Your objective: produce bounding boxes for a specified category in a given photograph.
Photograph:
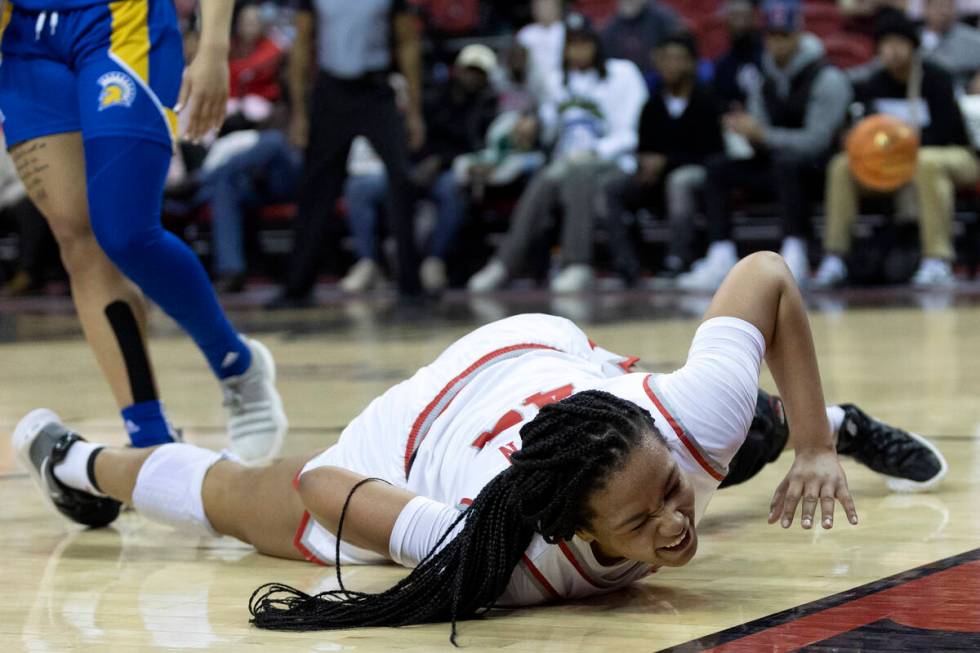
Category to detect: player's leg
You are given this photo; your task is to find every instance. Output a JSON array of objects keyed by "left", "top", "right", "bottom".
[
  {"left": 9, "top": 135, "right": 172, "bottom": 442},
  {"left": 13, "top": 408, "right": 308, "bottom": 560},
  {"left": 0, "top": 6, "right": 175, "bottom": 447},
  {"left": 75, "top": 0, "right": 285, "bottom": 462},
  {"left": 723, "top": 389, "right": 947, "bottom": 492}
]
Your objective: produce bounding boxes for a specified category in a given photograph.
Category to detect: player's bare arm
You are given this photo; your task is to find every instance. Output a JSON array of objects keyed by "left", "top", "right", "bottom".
[
  {"left": 705, "top": 252, "right": 858, "bottom": 531},
  {"left": 297, "top": 466, "right": 416, "bottom": 556}
]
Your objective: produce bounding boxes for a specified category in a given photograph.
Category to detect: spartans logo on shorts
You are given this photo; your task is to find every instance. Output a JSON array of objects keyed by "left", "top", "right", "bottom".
[{"left": 97, "top": 72, "right": 137, "bottom": 111}]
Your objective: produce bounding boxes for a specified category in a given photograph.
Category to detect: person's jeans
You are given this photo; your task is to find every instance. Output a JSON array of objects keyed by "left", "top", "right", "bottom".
[
  {"left": 343, "top": 170, "right": 467, "bottom": 262},
  {"left": 199, "top": 130, "right": 301, "bottom": 276},
  {"left": 344, "top": 172, "right": 388, "bottom": 262}
]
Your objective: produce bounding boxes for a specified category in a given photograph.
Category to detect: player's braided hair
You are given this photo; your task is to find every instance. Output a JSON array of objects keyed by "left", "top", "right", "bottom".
[{"left": 249, "top": 390, "right": 662, "bottom": 644}]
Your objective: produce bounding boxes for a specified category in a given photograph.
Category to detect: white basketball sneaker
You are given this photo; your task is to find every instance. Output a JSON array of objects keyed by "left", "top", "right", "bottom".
[{"left": 221, "top": 338, "right": 287, "bottom": 465}]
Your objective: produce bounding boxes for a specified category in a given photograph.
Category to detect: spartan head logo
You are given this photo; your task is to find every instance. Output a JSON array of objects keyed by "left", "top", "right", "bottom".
[{"left": 97, "top": 71, "right": 137, "bottom": 111}]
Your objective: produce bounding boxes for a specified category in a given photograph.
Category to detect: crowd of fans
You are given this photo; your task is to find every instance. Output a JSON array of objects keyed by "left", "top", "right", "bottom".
[{"left": 4, "top": 0, "right": 980, "bottom": 302}]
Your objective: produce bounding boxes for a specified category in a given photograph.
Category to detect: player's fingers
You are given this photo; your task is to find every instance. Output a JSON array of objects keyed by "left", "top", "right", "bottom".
[
  {"left": 820, "top": 485, "right": 836, "bottom": 529},
  {"left": 186, "top": 89, "right": 209, "bottom": 141},
  {"left": 769, "top": 479, "right": 788, "bottom": 524},
  {"left": 176, "top": 70, "right": 190, "bottom": 113},
  {"left": 838, "top": 484, "right": 859, "bottom": 525},
  {"left": 779, "top": 481, "right": 803, "bottom": 529},
  {"left": 800, "top": 482, "right": 821, "bottom": 529}
]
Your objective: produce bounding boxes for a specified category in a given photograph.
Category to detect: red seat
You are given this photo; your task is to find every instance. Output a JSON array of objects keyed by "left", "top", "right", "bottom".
[{"left": 822, "top": 33, "right": 874, "bottom": 69}]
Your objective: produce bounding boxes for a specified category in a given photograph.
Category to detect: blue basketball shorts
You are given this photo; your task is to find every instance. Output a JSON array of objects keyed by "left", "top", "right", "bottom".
[{"left": 0, "top": 0, "right": 183, "bottom": 148}]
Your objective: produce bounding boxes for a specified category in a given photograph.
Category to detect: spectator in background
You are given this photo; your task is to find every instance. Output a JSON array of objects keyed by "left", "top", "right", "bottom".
[
  {"left": 224, "top": 2, "right": 285, "bottom": 132},
  {"left": 197, "top": 130, "right": 302, "bottom": 293},
  {"left": 921, "top": 0, "right": 980, "bottom": 86},
  {"left": 339, "top": 138, "right": 389, "bottom": 294},
  {"left": 603, "top": 33, "right": 725, "bottom": 284},
  {"left": 341, "top": 46, "right": 499, "bottom": 294},
  {"left": 517, "top": 0, "right": 567, "bottom": 104},
  {"left": 269, "top": 0, "right": 425, "bottom": 308},
  {"left": 713, "top": 0, "right": 766, "bottom": 107},
  {"left": 678, "top": 1, "right": 852, "bottom": 290},
  {"left": 602, "top": 0, "right": 682, "bottom": 76},
  {"left": 468, "top": 14, "right": 648, "bottom": 294},
  {"left": 813, "top": 11, "right": 979, "bottom": 287}
]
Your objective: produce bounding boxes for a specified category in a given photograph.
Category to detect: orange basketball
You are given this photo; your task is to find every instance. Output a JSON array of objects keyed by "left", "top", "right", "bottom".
[{"left": 846, "top": 114, "right": 920, "bottom": 192}]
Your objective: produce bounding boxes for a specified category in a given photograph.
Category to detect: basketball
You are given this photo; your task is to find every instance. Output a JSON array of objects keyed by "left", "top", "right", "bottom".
[{"left": 846, "top": 114, "right": 920, "bottom": 192}]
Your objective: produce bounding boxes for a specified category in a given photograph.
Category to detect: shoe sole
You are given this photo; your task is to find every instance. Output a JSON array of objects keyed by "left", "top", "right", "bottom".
[
  {"left": 236, "top": 338, "right": 288, "bottom": 466},
  {"left": 883, "top": 429, "right": 949, "bottom": 494},
  {"left": 12, "top": 408, "right": 67, "bottom": 519}
]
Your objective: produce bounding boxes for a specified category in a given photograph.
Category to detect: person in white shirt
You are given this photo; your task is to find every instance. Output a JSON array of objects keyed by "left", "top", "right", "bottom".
[
  {"left": 468, "top": 12, "right": 649, "bottom": 294},
  {"left": 517, "top": 0, "right": 568, "bottom": 104},
  {"left": 14, "top": 252, "right": 947, "bottom": 642}
]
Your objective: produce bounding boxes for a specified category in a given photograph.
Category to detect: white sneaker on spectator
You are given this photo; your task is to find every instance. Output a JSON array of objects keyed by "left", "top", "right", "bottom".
[
  {"left": 420, "top": 257, "right": 448, "bottom": 293},
  {"left": 676, "top": 241, "right": 738, "bottom": 291},
  {"left": 550, "top": 264, "right": 595, "bottom": 294},
  {"left": 812, "top": 255, "right": 848, "bottom": 288},
  {"left": 911, "top": 258, "right": 956, "bottom": 287},
  {"left": 468, "top": 259, "right": 509, "bottom": 294},
  {"left": 780, "top": 237, "right": 809, "bottom": 287},
  {"left": 340, "top": 259, "right": 382, "bottom": 294}
]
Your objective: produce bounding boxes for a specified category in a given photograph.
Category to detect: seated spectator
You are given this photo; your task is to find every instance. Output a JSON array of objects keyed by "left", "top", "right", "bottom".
[
  {"left": 224, "top": 2, "right": 285, "bottom": 131},
  {"left": 601, "top": 0, "right": 682, "bottom": 77},
  {"left": 517, "top": 0, "right": 567, "bottom": 104},
  {"left": 196, "top": 130, "right": 302, "bottom": 292},
  {"left": 920, "top": 0, "right": 980, "bottom": 87},
  {"left": 713, "top": 0, "right": 766, "bottom": 108},
  {"left": 677, "top": 1, "right": 853, "bottom": 290},
  {"left": 813, "top": 10, "right": 979, "bottom": 287},
  {"left": 342, "top": 46, "right": 499, "bottom": 294},
  {"left": 602, "top": 33, "right": 725, "bottom": 284},
  {"left": 339, "top": 138, "right": 389, "bottom": 294},
  {"left": 468, "top": 13, "right": 648, "bottom": 294}
]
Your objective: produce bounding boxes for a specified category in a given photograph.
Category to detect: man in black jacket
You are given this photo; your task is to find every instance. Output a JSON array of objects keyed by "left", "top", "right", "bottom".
[
  {"left": 813, "top": 10, "right": 980, "bottom": 288},
  {"left": 678, "top": 1, "right": 852, "bottom": 291},
  {"left": 603, "top": 33, "right": 724, "bottom": 282}
]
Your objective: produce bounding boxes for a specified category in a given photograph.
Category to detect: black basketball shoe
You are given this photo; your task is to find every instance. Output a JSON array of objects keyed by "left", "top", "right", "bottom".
[
  {"left": 13, "top": 409, "right": 121, "bottom": 528},
  {"left": 836, "top": 404, "right": 948, "bottom": 493}
]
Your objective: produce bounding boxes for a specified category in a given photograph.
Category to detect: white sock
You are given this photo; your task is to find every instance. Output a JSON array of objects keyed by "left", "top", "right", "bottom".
[
  {"left": 826, "top": 405, "right": 846, "bottom": 437},
  {"left": 53, "top": 440, "right": 106, "bottom": 497}
]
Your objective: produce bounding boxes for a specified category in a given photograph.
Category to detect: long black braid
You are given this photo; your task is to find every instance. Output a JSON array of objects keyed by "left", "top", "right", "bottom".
[{"left": 249, "top": 390, "right": 662, "bottom": 644}]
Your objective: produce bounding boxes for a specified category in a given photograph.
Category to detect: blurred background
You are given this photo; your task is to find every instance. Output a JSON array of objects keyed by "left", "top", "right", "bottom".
[{"left": 3, "top": 0, "right": 980, "bottom": 307}]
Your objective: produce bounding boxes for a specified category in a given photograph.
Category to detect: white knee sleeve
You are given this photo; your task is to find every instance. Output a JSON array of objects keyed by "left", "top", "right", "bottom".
[{"left": 132, "top": 444, "right": 225, "bottom": 538}]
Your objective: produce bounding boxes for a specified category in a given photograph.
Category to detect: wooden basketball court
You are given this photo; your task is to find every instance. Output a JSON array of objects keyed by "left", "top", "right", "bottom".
[{"left": 2, "top": 288, "right": 979, "bottom": 651}]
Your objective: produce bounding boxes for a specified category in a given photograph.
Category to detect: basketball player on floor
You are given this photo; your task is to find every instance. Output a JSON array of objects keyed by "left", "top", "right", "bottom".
[
  {"left": 14, "top": 253, "right": 946, "bottom": 641},
  {"left": 0, "top": 0, "right": 286, "bottom": 461}
]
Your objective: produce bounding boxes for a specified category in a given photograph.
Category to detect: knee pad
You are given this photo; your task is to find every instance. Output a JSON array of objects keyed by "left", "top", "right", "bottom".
[{"left": 131, "top": 444, "right": 225, "bottom": 538}]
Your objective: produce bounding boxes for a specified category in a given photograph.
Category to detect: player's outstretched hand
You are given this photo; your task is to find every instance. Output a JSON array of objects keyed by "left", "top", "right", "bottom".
[
  {"left": 768, "top": 448, "right": 858, "bottom": 530},
  {"left": 177, "top": 44, "right": 230, "bottom": 143}
]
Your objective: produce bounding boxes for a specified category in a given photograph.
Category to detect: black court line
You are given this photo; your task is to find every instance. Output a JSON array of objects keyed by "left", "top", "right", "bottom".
[{"left": 659, "top": 547, "right": 980, "bottom": 652}]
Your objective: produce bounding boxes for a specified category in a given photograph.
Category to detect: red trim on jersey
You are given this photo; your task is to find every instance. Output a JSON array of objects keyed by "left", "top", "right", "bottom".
[
  {"left": 293, "top": 511, "right": 329, "bottom": 566},
  {"left": 618, "top": 356, "right": 641, "bottom": 372},
  {"left": 557, "top": 541, "right": 604, "bottom": 589},
  {"left": 404, "top": 343, "right": 560, "bottom": 476},
  {"left": 522, "top": 554, "right": 560, "bottom": 599},
  {"left": 642, "top": 375, "right": 725, "bottom": 482},
  {"left": 588, "top": 338, "right": 597, "bottom": 350}
]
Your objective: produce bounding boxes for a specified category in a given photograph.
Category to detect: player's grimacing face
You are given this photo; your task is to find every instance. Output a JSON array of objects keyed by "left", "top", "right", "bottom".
[{"left": 579, "top": 436, "right": 698, "bottom": 567}]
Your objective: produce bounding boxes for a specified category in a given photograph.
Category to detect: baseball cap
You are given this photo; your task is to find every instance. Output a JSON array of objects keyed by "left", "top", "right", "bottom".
[
  {"left": 762, "top": 0, "right": 803, "bottom": 33},
  {"left": 456, "top": 44, "right": 498, "bottom": 75}
]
